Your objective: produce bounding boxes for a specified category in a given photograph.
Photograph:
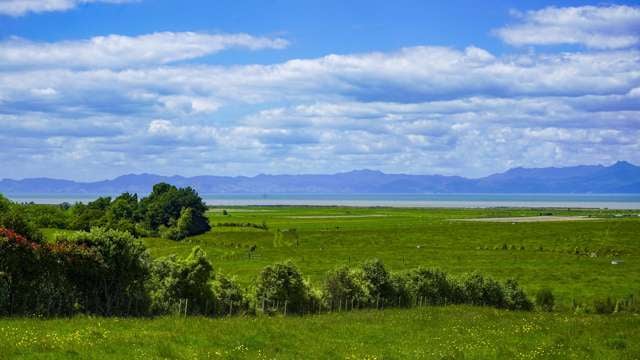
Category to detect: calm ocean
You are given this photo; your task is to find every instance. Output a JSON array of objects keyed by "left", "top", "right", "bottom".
[{"left": 6, "top": 193, "right": 640, "bottom": 209}]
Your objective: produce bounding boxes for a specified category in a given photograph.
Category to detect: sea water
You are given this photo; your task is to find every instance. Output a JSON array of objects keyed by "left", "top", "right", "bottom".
[{"left": 6, "top": 193, "right": 640, "bottom": 209}]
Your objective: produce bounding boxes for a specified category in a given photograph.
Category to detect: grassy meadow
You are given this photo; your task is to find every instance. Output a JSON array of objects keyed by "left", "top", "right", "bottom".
[
  {"left": 1, "top": 307, "right": 639, "bottom": 359},
  {"left": 10, "top": 206, "right": 640, "bottom": 359},
  {"left": 142, "top": 206, "right": 640, "bottom": 308}
]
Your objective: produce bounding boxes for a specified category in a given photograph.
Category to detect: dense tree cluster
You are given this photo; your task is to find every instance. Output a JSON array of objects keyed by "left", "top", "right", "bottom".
[{"left": 0, "top": 183, "right": 210, "bottom": 240}]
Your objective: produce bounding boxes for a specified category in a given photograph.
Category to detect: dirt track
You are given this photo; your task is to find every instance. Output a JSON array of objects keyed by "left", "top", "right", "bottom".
[{"left": 453, "top": 216, "right": 597, "bottom": 223}]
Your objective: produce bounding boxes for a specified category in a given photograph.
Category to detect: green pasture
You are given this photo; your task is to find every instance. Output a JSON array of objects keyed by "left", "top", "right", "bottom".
[
  {"left": 124, "top": 206, "right": 640, "bottom": 308},
  {"left": 1, "top": 306, "right": 638, "bottom": 359}
]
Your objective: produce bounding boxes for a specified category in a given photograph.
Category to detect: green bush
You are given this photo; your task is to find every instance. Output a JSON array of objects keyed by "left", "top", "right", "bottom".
[
  {"left": 504, "top": 279, "right": 533, "bottom": 311},
  {"left": 140, "top": 183, "right": 210, "bottom": 236},
  {"left": 159, "top": 207, "right": 197, "bottom": 241},
  {"left": 212, "top": 273, "right": 247, "bottom": 316},
  {"left": 254, "top": 261, "right": 312, "bottom": 314},
  {"left": 323, "top": 265, "right": 372, "bottom": 309},
  {"left": 63, "top": 227, "right": 151, "bottom": 316},
  {"left": 594, "top": 297, "right": 615, "bottom": 314},
  {"left": 149, "top": 247, "right": 215, "bottom": 315},
  {"left": 0, "top": 228, "right": 77, "bottom": 316},
  {"left": 361, "top": 259, "right": 395, "bottom": 305},
  {"left": 0, "top": 206, "right": 44, "bottom": 243},
  {"left": 404, "top": 268, "right": 457, "bottom": 306},
  {"left": 535, "top": 288, "right": 555, "bottom": 312}
]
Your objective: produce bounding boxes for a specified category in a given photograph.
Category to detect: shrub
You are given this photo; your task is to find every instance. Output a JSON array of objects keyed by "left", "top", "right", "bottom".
[
  {"left": 0, "top": 227, "right": 77, "bottom": 316},
  {"left": 461, "top": 272, "right": 486, "bottom": 305},
  {"left": 149, "top": 247, "right": 215, "bottom": 315},
  {"left": 504, "top": 279, "right": 533, "bottom": 311},
  {"left": 482, "top": 278, "right": 507, "bottom": 308},
  {"left": 460, "top": 272, "right": 509, "bottom": 308},
  {"left": 254, "top": 261, "right": 311, "bottom": 314},
  {"left": 389, "top": 272, "right": 411, "bottom": 307},
  {"left": 212, "top": 273, "right": 247, "bottom": 316},
  {"left": 594, "top": 297, "right": 615, "bottom": 314},
  {"left": 535, "top": 288, "right": 555, "bottom": 312},
  {"left": 63, "top": 228, "right": 151, "bottom": 316},
  {"left": 361, "top": 259, "right": 394, "bottom": 304},
  {"left": 0, "top": 206, "right": 44, "bottom": 243},
  {"left": 323, "top": 266, "right": 371, "bottom": 309},
  {"left": 404, "top": 268, "right": 456, "bottom": 305}
]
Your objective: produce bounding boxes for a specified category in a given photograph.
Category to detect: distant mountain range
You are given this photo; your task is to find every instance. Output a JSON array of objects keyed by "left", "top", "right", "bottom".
[{"left": 2, "top": 161, "right": 639, "bottom": 195}]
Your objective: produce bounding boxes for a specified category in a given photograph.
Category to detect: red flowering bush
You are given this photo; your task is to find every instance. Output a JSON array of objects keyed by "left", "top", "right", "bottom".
[{"left": 0, "top": 227, "right": 80, "bottom": 316}]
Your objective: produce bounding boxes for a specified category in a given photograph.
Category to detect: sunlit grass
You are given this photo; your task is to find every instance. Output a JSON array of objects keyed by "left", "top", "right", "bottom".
[{"left": 1, "top": 306, "right": 638, "bottom": 359}]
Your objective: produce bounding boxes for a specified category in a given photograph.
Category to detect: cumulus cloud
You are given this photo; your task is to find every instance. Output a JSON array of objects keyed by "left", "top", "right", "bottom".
[
  {"left": 2, "top": 10, "right": 640, "bottom": 178},
  {"left": 0, "top": 0, "right": 136, "bottom": 16},
  {"left": 0, "top": 32, "right": 288, "bottom": 69},
  {"left": 1, "top": 46, "right": 638, "bottom": 118},
  {"left": 495, "top": 5, "right": 640, "bottom": 49}
]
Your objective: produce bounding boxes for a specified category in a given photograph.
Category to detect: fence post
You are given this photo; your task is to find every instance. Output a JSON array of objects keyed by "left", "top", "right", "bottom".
[{"left": 284, "top": 300, "right": 287, "bottom": 316}]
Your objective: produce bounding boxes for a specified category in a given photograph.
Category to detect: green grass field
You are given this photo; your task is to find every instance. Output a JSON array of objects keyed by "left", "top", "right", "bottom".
[
  {"left": 13, "top": 206, "right": 640, "bottom": 359},
  {"left": 1, "top": 307, "right": 639, "bottom": 359},
  {"left": 143, "top": 206, "right": 640, "bottom": 308}
]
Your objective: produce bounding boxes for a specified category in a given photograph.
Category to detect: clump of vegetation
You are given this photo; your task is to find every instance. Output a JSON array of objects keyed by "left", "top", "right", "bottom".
[
  {"left": 141, "top": 183, "right": 210, "bottom": 238},
  {"left": 0, "top": 227, "right": 151, "bottom": 316},
  {"left": 254, "top": 261, "right": 315, "bottom": 314},
  {"left": 149, "top": 246, "right": 215, "bottom": 315},
  {"left": 536, "top": 288, "right": 555, "bottom": 312},
  {"left": 215, "top": 221, "right": 268, "bottom": 230},
  {"left": 0, "top": 183, "right": 210, "bottom": 241},
  {"left": 594, "top": 297, "right": 615, "bottom": 314}
]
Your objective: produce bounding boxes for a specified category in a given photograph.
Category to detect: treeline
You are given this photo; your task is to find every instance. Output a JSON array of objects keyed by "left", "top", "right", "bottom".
[
  {"left": 2, "top": 226, "right": 537, "bottom": 317},
  {"left": 0, "top": 183, "right": 210, "bottom": 241}
]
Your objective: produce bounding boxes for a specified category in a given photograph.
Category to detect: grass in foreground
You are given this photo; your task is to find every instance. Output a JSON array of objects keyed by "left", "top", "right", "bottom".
[{"left": 1, "top": 306, "right": 638, "bottom": 359}]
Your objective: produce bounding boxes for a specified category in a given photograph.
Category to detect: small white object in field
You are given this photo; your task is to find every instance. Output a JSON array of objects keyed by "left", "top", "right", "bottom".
[
  {"left": 611, "top": 259, "right": 623, "bottom": 265},
  {"left": 416, "top": 245, "right": 421, "bottom": 249}
]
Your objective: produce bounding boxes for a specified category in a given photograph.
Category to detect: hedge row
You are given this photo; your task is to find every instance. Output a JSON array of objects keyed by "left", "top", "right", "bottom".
[{"left": 1, "top": 227, "right": 533, "bottom": 317}]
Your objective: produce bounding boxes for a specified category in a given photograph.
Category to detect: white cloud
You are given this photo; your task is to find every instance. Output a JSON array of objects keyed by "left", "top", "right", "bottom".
[
  {"left": 0, "top": 32, "right": 288, "bottom": 69},
  {"left": 2, "top": 46, "right": 638, "bottom": 118},
  {"left": 1, "top": 29, "right": 639, "bottom": 178},
  {"left": 0, "top": 0, "right": 136, "bottom": 16},
  {"left": 495, "top": 5, "right": 640, "bottom": 49}
]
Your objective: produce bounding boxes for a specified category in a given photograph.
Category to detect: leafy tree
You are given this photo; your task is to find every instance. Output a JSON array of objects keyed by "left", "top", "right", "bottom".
[
  {"left": 140, "top": 183, "right": 210, "bottom": 237},
  {"left": 0, "top": 206, "right": 44, "bottom": 243},
  {"left": 0, "top": 194, "right": 11, "bottom": 214},
  {"left": 105, "top": 193, "right": 140, "bottom": 224},
  {"left": 212, "top": 273, "right": 247, "bottom": 315},
  {"left": 254, "top": 261, "right": 311, "bottom": 314},
  {"left": 404, "top": 268, "right": 457, "bottom": 305},
  {"left": 149, "top": 247, "right": 215, "bottom": 315},
  {"left": 361, "top": 259, "right": 394, "bottom": 303},
  {"left": 323, "top": 265, "right": 371, "bottom": 307},
  {"left": 20, "top": 203, "right": 70, "bottom": 229},
  {"left": 63, "top": 228, "right": 151, "bottom": 315},
  {"left": 69, "top": 203, "right": 107, "bottom": 231},
  {"left": 0, "top": 228, "right": 75, "bottom": 316}
]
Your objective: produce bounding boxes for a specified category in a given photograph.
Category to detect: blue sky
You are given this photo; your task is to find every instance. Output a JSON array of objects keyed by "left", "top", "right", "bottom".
[{"left": 1, "top": 0, "right": 639, "bottom": 180}]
